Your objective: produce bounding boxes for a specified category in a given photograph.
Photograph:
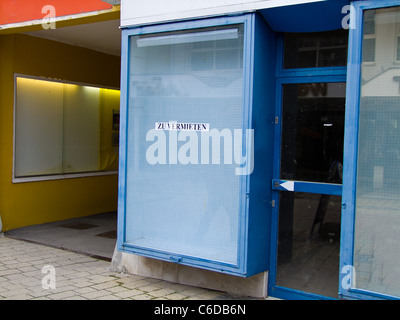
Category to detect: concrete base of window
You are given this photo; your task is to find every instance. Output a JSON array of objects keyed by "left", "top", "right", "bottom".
[{"left": 110, "top": 245, "right": 268, "bottom": 298}]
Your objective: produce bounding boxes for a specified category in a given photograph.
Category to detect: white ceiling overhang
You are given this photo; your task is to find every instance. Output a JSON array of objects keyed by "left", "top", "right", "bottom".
[{"left": 24, "top": 19, "right": 121, "bottom": 57}]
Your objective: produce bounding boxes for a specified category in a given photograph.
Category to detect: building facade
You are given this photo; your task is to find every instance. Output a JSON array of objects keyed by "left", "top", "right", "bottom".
[
  {"left": 114, "top": 0, "right": 400, "bottom": 300},
  {"left": 2, "top": 0, "right": 400, "bottom": 300},
  {"left": 0, "top": 1, "right": 121, "bottom": 230}
]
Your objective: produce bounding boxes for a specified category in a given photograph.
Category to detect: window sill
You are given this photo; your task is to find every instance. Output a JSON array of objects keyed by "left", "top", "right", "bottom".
[{"left": 12, "top": 170, "right": 118, "bottom": 184}]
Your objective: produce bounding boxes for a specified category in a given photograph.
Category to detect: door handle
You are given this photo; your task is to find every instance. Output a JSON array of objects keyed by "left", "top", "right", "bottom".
[
  {"left": 272, "top": 179, "right": 342, "bottom": 195},
  {"left": 272, "top": 179, "right": 295, "bottom": 191}
]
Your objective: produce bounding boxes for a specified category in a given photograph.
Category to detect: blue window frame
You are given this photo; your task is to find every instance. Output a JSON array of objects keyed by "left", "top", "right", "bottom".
[
  {"left": 117, "top": 13, "right": 276, "bottom": 277},
  {"left": 268, "top": 32, "right": 347, "bottom": 300},
  {"left": 341, "top": 0, "right": 400, "bottom": 300}
]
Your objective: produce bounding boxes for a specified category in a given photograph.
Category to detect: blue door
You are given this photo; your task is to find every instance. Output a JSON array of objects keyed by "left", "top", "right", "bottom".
[{"left": 269, "top": 30, "right": 348, "bottom": 299}]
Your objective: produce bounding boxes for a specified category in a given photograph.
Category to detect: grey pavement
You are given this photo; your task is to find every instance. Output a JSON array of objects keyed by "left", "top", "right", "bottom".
[
  {"left": 0, "top": 235, "right": 266, "bottom": 300},
  {"left": 4, "top": 212, "right": 118, "bottom": 261}
]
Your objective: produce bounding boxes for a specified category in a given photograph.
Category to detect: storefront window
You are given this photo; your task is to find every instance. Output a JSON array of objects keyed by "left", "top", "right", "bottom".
[
  {"left": 124, "top": 25, "right": 245, "bottom": 265},
  {"left": 14, "top": 76, "right": 120, "bottom": 179},
  {"left": 354, "top": 6, "right": 400, "bottom": 297}
]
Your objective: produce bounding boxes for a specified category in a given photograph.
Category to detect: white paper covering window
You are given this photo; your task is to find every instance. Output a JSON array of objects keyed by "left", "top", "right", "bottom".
[{"left": 124, "top": 26, "right": 245, "bottom": 264}]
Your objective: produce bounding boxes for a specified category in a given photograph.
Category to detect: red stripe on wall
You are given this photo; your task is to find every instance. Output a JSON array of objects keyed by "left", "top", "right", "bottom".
[{"left": 0, "top": 0, "right": 113, "bottom": 25}]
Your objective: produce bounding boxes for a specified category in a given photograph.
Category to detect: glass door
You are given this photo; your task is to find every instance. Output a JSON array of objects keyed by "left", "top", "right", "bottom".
[
  {"left": 271, "top": 80, "right": 346, "bottom": 299},
  {"left": 269, "top": 28, "right": 348, "bottom": 299}
]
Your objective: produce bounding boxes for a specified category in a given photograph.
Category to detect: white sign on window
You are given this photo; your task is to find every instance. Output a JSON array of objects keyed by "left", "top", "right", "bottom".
[{"left": 155, "top": 121, "right": 210, "bottom": 131}]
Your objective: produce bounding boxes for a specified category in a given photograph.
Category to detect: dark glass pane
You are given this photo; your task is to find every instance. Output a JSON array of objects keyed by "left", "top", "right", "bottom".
[
  {"left": 280, "top": 83, "right": 346, "bottom": 183},
  {"left": 283, "top": 30, "right": 348, "bottom": 69},
  {"left": 277, "top": 192, "right": 342, "bottom": 298}
]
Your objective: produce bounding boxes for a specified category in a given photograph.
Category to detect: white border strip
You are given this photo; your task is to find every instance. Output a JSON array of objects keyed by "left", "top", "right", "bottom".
[
  {"left": 13, "top": 171, "right": 118, "bottom": 184},
  {"left": 120, "top": 0, "right": 325, "bottom": 27}
]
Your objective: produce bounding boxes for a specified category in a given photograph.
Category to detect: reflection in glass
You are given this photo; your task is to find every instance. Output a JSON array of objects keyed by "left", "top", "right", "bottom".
[
  {"left": 277, "top": 81, "right": 345, "bottom": 298},
  {"left": 277, "top": 192, "right": 342, "bottom": 298},
  {"left": 354, "top": 6, "right": 400, "bottom": 297},
  {"left": 284, "top": 30, "right": 348, "bottom": 69},
  {"left": 280, "top": 83, "right": 346, "bottom": 183}
]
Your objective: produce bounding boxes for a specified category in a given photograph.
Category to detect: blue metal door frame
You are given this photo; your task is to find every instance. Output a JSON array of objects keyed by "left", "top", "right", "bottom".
[
  {"left": 268, "top": 0, "right": 400, "bottom": 300},
  {"left": 268, "top": 34, "right": 347, "bottom": 300}
]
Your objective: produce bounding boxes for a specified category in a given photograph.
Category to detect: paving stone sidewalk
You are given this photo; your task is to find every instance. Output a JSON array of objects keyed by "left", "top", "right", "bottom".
[{"left": 0, "top": 236, "right": 259, "bottom": 300}]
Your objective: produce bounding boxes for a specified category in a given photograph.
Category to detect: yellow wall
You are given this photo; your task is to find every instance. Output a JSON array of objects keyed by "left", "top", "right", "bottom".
[{"left": 0, "top": 33, "right": 121, "bottom": 231}]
